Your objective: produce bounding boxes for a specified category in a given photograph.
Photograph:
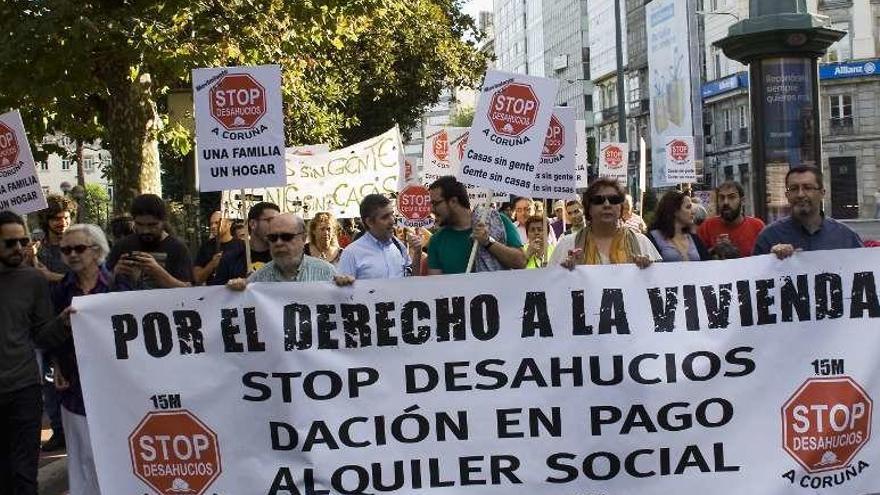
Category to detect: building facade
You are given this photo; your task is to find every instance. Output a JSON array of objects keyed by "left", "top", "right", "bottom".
[
  {"left": 541, "top": 0, "right": 594, "bottom": 122},
  {"left": 35, "top": 135, "right": 112, "bottom": 197},
  {"left": 703, "top": 0, "right": 880, "bottom": 219}
]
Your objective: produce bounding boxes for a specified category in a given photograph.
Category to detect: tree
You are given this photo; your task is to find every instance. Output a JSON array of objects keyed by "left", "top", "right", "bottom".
[
  {"left": 448, "top": 106, "right": 475, "bottom": 128},
  {"left": 81, "top": 183, "right": 111, "bottom": 227},
  {"left": 0, "top": 1, "right": 487, "bottom": 213}
]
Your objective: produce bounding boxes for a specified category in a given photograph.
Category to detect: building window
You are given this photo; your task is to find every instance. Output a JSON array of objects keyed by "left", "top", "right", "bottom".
[
  {"left": 829, "top": 95, "right": 853, "bottom": 131},
  {"left": 84, "top": 158, "right": 95, "bottom": 171},
  {"left": 61, "top": 158, "right": 72, "bottom": 171},
  {"left": 738, "top": 106, "right": 747, "bottom": 129},
  {"left": 39, "top": 161, "right": 48, "bottom": 171},
  {"left": 723, "top": 109, "right": 732, "bottom": 132}
]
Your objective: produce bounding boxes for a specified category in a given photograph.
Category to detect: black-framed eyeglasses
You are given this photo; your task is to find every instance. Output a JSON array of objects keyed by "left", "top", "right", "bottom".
[
  {"left": 267, "top": 232, "right": 304, "bottom": 243},
  {"left": 3, "top": 237, "right": 30, "bottom": 249},
  {"left": 785, "top": 184, "right": 821, "bottom": 194},
  {"left": 589, "top": 194, "right": 625, "bottom": 206},
  {"left": 60, "top": 244, "right": 95, "bottom": 255}
]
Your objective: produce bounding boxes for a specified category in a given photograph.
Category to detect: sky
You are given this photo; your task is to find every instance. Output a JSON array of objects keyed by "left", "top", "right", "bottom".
[{"left": 463, "top": 0, "right": 493, "bottom": 20}]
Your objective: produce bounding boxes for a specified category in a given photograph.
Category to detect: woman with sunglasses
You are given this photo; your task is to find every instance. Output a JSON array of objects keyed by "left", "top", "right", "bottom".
[
  {"left": 552, "top": 178, "right": 660, "bottom": 268},
  {"left": 647, "top": 190, "right": 710, "bottom": 262},
  {"left": 49, "top": 224, "right": 121, "bottom": 494}
]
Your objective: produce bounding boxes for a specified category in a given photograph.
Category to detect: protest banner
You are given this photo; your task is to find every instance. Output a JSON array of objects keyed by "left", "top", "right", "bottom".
[
  {"left": 533, "top": 107, "right": 576, "bottom": 199},
  {"left": 574, "top": 119, "right": 589, "bottom": 190},
  {"left": 459, "top": 70, "right": 558, "bottom": 197},
  {"left": 664, "top": 136, "right": 697, "bottom": 184},
  {"left": 422, "top": 126, "right": 469, "bottom": 186},
  {"left": 0, "top": 110, "right": 47, "bottom": 214},
  {"left": 397, "top": 184, "right": 433, "bottom": 229},
  {"left": 449, "top": 131, "right": 508, "bottom": 204},
  {"left": 598, "top": 141, "right": 629, "bottom": 186},
  {"left": 193, "top": 65, "right": 286, "bottom": 191},
  {"left": 221, "top": 128, "right": 403, "bottom": 218},
  {"left": 73, "top": 249, "right": 880, "bottom": 494}
]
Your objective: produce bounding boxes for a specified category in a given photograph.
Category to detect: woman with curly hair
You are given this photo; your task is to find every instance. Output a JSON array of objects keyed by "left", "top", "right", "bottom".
[
  {"left": 553, "top": 178, "right": 660, "bottom": 268},
  {"left": 648, "top": 190, "right": 710, "bottom": 262},
  {"left": 305, "top": 212, "right": 343, "bottom": 265}
]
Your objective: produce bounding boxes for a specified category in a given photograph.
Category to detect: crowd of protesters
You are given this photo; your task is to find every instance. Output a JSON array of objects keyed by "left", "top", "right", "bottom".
[{"left": 0, "top": 164, "right": 872, "bottom": 495}]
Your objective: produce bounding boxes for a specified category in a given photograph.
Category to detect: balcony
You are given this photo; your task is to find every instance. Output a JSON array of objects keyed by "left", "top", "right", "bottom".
[
  {"left": 600, "top": 106, "right": 619, "bottom": 124},
  {"left": 627, "top": 98, "right": 650, "bottom": 116},
  {"left": 723, "top": 130, "right": 733, "bottom": 146},
  {"left": 828, "top": 117, "right": 854, "bottom": 136},
  {"left": 738, "top": 127, "right": 749, "bottom": 144}
]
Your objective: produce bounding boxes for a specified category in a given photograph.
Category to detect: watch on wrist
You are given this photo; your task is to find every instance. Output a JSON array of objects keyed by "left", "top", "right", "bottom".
[{"left": 483, "top": 236, "right": 496, "bottom": 249}]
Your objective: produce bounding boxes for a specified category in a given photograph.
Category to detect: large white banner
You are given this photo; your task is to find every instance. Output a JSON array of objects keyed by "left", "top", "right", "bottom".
[
  {"left": 193, "top": 65, "right": 287, "bottom": 191},
  {"left": 533, "top": 107, "right": 577, "bottom": 199},
  {"left": 223, "top": 127, "right": 403, "bottom": 218},
  {"left": 647, "top": 0, "right": 695, "bottom": 188},
  {"left": 74, "top": 249, "right": 880, "bottom": 494},
  {"left": 0, "top": 110, "right": 46, "bottom": 214},
  {"left": 460, "top": 70, "right": 558, "bottom": 197},
  {"left": 422, "top": 126, "right": 469, "bottom": 186}
]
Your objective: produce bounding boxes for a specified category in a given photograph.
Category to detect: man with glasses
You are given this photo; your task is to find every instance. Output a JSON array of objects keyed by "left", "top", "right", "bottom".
[
  {"left": 211, "top": 202, "right": 279, "bottom": 285},
  {"left": 106, "top": 194, "right": 194, "bottom": 289},
  {"left": 338, "top": 194, "right": 420, "bottom": 280},
  {"left": 0, "top": 211, "right": 68, "bottom": 495},
  {"left": 754, "top": 166, "right": 863, "bottom": 258},
  {"left": 226, "top": 213, "right": 349, "bottom": 288}
]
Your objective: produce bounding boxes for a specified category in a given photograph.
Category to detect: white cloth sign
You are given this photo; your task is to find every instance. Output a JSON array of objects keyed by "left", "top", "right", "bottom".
[
  {"left": 224, "top": 127, "right": 403, "bottom": 218},
  {"left": 450, "top": 131, "right": 508, "bottom": 205},
  {"left": 193, "top": 65, "right": 286, "bottom": 191},
  {"left": 0, "top": 110, "right": 46, "bottom": 214},
  {"left": 664, "top": 135, "right": 697, "bottom": 184},
  {"left": 575, "top": 119, "right": 589, "bottom": 190},
  {"left": 73, "top": 249, "right": 880, "bottom": 494},
  {"left": 598, "top": 141, "right": 629, "bottom": 186},
  {"left": 460, "top": 70, "right": 558, "bottom": 196},
  {"left": 422, "top": 126, "right": 469, "bottom": 186},
  {"left": 533, "top": 107, "right": 577, "bottom": 199}
]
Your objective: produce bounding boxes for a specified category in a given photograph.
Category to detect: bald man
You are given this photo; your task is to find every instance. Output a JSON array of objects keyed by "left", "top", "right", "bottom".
[{"left": 226, "top": 213, "right": 352, "bottom": 289}]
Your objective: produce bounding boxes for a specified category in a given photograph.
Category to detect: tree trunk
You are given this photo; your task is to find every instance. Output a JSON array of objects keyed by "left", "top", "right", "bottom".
[
  {"left": 75, "top": 140, "right": 88, "bottom": 222},
  {"left": 101, "top": 64, "right": 163, "bottom": 214}
]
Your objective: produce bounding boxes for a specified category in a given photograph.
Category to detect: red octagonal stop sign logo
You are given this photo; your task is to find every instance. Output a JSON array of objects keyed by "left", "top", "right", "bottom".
[
  {"left": 668, "top": 139, "right": 690, "bottom": 163},
  {"left": 210, "top": 74, "right": 267, "bottom": 130},
  {"left": 398, "top": 185, "right": 432, "bottom": 220},
  {"left": 0, "top": 122, "right": 20, "bottom": 170},
  {"left": 488, "top": 83, "right": 540, "bottom": 137},
  {"left": 542, "top": 115, "right": 565, "bottom": 157},
  {"left": 129, "top": 410, "right": 222, "bottom": 495},
  {"left": 782, "top": 376, "right": 872, "bottom": 473},
  {"left": 432, "top": 130, "right": 449, "bottom": 162},
  {"left": 603, "top": 145, "right": 624, "bottom": 169}
]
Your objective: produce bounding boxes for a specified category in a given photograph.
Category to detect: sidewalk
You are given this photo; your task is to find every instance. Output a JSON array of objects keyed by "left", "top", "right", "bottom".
[{"left": 38, "top": 426, "right": 68, "bottom": 495}]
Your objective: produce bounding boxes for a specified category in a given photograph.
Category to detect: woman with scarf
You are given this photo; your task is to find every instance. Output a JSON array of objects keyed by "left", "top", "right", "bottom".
[{"left": 552, "top": 178, "right": 660, "bottom": 268}]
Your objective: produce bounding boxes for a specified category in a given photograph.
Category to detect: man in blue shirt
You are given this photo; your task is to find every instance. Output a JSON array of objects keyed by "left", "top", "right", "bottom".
[
  {"left": 754, "top": 166, "right": 863, "bottom": 259},
  {"left": 338, "top": 194, "right": 420, "bottom": 280}
]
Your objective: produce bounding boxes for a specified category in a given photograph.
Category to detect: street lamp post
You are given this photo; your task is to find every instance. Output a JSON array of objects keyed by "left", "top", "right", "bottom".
[{"left": 715, "top": 0, "right": 844, "bottom": 221}]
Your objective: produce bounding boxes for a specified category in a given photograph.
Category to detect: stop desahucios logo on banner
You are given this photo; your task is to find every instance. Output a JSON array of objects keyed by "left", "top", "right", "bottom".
[
  {"left": 129, "top": 410, "right": 222, "bottom": 495},
  {"left": 782, "top": 376, "right": 872, "bottom": 474},
  {"left": 210, "top": 73, "right": 267, "bottom": 130},
  {"left": 0, "top": 121, "right": 20, "bottom": 170},
  {"left": 488, "top": 82, "right": 540, "bottom": 138}
]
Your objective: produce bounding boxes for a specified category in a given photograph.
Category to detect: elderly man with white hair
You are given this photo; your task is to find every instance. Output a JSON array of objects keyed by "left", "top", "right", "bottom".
[
  {"left": 227, "top": 213, "right": 353, "bottom": 290},
  {"left": 50, "top": 223, "right": 118, "bottom": 494}
]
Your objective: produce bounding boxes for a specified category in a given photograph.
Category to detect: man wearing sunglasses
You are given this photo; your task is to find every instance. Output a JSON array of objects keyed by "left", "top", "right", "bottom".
[
  {"left": 754, "top": 166, "right": 863, "bottom": 259},
  {"left": 226, "top": 213, "right": 352, "bottom": 289},
  {"left": 0, "top": 211, "right": 69, "bottom": 495}
]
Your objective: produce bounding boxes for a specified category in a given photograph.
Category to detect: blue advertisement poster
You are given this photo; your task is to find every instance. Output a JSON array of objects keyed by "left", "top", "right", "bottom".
[{"left": 760, "top": 57, "right": 816, "bottom": 169}]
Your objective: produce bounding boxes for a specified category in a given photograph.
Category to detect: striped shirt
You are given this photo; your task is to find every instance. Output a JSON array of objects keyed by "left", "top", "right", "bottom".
[{"left": 247, "top": 255, "right": 336, "bottom": 283}]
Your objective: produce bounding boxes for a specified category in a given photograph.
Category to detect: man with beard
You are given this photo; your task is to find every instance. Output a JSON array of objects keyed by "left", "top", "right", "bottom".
[
  {"left": 338, "top": 194, "right": 421, "bottom": 280},
  {"left": 697, "top": 181, "right": 765, "bottom": 258},
  {"left": 31, "top": 194, "right": 76, "bottom": 283},
  {"left": 193, "top": 210, "right": 233, "bottom": 285},
  {"left": 426, "top": 176, "right": 525, "bottom": 274},
  {"left": 211, "top": 202, "right": 279, "bottom": 285},
  {"left": 226, "top": 213, "right": 350, "bottom": 289},
  {"left": 0, "top": 211, "right": 68, "bottom": 495},
  {"left": 106, "top": 194, "right": 193, "bottom": 289},
  {"left": 754, "top": 166, "right": 863, "bottom": 258}
]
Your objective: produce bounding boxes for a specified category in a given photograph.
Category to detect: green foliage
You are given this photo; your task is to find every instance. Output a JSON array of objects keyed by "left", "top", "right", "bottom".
[
  {"left": 81, "top": 183, "right": 111, "bottom": 227},
  {"left": 0, "top": 0, "right": 488, "bottom": 211},
  {"left": 448, "top": 106, "right": 475, "bottom": 128}
]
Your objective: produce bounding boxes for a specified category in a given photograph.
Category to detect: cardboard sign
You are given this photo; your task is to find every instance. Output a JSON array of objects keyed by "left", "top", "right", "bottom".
[
  {"left": 422, "top": 126, "right": 469, "bottom": 186},
  {"left": 193, "top": 65, "right": 286, "bottom": 191},
  {"left": 598, "top": 141, "right": 629, "bottom": 186},
  {"left": 459, "top": 70, "right": 558, "bottom": 196},
  {"left": 664, "top": 136, "right": 697, "bottom": 184},
  {"left": 0, "top": 110, "right": 47, "bottom": 215},
  {"left": 533, "top": 107, "right": 577, "bottom": 199}
]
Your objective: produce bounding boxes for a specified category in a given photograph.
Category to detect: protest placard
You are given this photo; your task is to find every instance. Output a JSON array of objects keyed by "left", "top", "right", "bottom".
[
  {"left": 0, "top": 110, "right": 47, "bottom": 214},
  {"left": 397, "top": 184, "right": 433, "bottom": 229},
  {"left": 448, "top": 132, "right": 508, "bottom": 205},
  {"left": 422, "top": 126, "right": 469, "bottom": 186},
  {"left": 533, "top": 107, "right": 576, "bottom": 199},
  {"left": 598, "top": 141, "right": 629, "bottom": 185},
  {"left": 73, "top": 249, "right": 880, "bottom": 494},
  {"left": 193, "top": 65, "right": 286, "bottom": 191},
  {"left": 664, "top": 136, "right": 697, "bottom": 184},
  {"left": 221, "top": 128, "right": 403, "bottom": 218},
  {"left": 459, "top": 71, "right": 558, "bottom": 197}
]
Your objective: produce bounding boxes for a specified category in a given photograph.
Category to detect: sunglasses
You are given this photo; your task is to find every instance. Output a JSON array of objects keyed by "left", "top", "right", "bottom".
[
  {"left": 267, "top": 232, "right": 304, "bottom": 243},
  {"left": 60, "top": 244, "right": 95, "bottom": 255},
  {"left": 3, "top": 237, "right": 30, "bottom": 249},
  {"left": 589, "top": 194, "right": 625, "bottom": 206}
]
